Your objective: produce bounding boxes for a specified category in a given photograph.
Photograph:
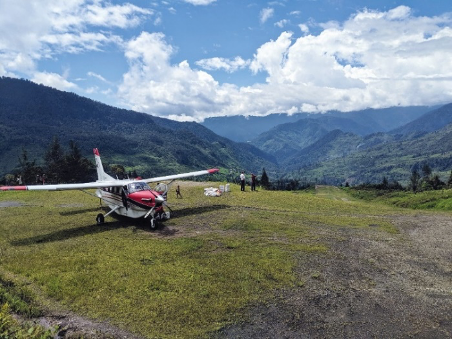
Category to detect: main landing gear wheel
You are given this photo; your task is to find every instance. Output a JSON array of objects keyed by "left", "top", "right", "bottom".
[
  {"left": 96, "top": 213, "right": 105, "bottom": 225},
  {"left": 150, "top": 218, "right": 157, "bottom": 229}
]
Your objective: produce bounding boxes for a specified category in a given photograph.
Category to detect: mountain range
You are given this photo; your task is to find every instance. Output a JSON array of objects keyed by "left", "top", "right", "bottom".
[
  {"left": 0, "top": 77, "right": 276, "bottom": 179},
  {"left": 278, "top": 104, "right": 452, "bottom": 185},
  {"left": 203, "top": 102, "right": 452, "bottom": 185},
  {"left": 1, "top": 76, "right": 452, "bottom": 186},
  {"left": 201, "top": 106, "right": 433, "bottom": 142}
]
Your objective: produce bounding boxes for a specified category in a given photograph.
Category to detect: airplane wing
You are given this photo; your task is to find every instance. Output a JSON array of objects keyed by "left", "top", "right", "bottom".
[
  {"left": 0, "top": 181, "right": 122, "bottom": 191},
  {"left": 140, "top": 168, "right": 219, "bottom": 184},
  {"left": 0, "top": 169, "right": 219, "bottom": 191}
]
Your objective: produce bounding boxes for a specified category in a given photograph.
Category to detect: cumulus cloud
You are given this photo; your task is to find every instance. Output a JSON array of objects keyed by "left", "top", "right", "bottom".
[
  {"left": 0, "top": 0, "right": 152, "bottom": 76},
  {"left": 32, "top": 71, "right": 78, "bottom": 91},
  {"left": 117, "top": 32, "right": 236, "bottom": 121},
  {"left": 117, "top": 5, "right": 452, "bottom": 121},
  {"left": 3, "top": 1, "right": 452, "bottom": 122},
  {"left": 195, "top": 57, "right": 250, "bottom": 73}
]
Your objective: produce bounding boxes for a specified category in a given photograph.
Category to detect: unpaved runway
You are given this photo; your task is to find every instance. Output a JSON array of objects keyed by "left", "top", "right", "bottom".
[{"left": 217, "top": 212, "right": 452, "bottom": 338}]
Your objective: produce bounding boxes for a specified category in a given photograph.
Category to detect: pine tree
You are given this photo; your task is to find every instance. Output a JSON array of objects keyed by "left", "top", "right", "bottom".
[
  {"left": 17, "top": 149, "right": 42, "bottom": 184},
  {"left": 421, "top": 163, "right": 432, "bottom": 179},
  {"left": 260, "top": 168, "right": 270, "bottom": 189},
  {"left": 410, "top": 169, "right": 420, "bottom": 193},
  {"left": 44, "top": 136, "right": 64, "bottom": 183}
]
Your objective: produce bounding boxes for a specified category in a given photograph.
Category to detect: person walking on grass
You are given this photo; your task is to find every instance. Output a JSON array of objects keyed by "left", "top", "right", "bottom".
[{"left": 176, "top": 185, "right": 182, "bottom": 198}]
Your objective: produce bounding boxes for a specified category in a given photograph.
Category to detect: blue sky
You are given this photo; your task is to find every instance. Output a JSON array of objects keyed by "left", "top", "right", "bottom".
[{"left": 1, "top": 0, "right": 451, "bottom": 122}]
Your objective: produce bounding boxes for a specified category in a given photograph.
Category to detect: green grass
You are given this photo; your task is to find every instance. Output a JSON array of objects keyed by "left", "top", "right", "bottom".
[
  {"left": 0, "top": 303, "right": 54, "bottom": 339},
  {"left": 0, "top": 183, "right": 404, "bottom": 337},
  {"left": 347, "top": 187, "right": 452, "bottom": 211}
]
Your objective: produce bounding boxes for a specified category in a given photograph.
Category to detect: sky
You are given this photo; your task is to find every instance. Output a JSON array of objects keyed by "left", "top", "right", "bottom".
[{"left": 1, "top": 0, "right": 451, "bottom": 122}]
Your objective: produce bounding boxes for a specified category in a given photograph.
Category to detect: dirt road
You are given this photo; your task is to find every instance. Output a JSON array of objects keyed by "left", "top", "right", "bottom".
[{"left": 217, "top": 212, "right": 452, "bottom": 338}]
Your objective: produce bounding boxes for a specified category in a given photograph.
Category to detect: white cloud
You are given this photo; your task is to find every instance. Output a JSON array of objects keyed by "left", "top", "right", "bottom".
[
  {"left": 249, "top": 31, "right": 293, "bottom": 81},
  {"left": 82, "top": 2, "right": 152, "bottom": 28},
  {"left": 260, "top": 8, "right": 274, "bottom": 24},
  {"left": 118, "top": 32, "right": 236, "bottom": 121},
  {"left": 298, "top": 23, "right": 309, "bottom": 34},
  {"left": 182, "top": 0, "right": 217, "bottom": 5},
  {"left": 87, "top": 71, "right": 110, "bottom": 83},
  {"left": 32, "top": 71, "right": 78, "bottom": 91},
  {"left": 275, "top": 19, "right": 290, "bottom": 28},
  {"left": 195, "top": 57, "right": 250, "bottom": 73},
  {"left": 117, "top": 6, "right": 452, "bottom": 121},
  {"left": 0, "top": 0, "right": 152, "bottom": 76}
]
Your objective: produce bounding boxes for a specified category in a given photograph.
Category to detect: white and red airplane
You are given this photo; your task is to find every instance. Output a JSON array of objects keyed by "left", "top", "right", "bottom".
[{"left": 1, "top": 148, "right": 219, "bottom": 228}]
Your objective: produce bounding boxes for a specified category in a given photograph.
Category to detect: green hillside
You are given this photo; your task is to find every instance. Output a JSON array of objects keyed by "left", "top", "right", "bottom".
[
  {"left": 0, "top": 77, "right": 276, "bottom": 179},
  {"left": 291, "top": 122, "right": 452, "bottom": 185},
  {"left": 282, "top": 130, "right": 364, "bottom": 170}
]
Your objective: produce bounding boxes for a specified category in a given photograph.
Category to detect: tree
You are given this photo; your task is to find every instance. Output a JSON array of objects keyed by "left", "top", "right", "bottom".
[
  {"left": 429, "top": 174, "right": 445, "bottom": 190},
  {"left": 110, "top": 164, "right": 126, "bottom": 179},
  {"left": 421, "top": 163, "right": 432, "bottom": 179},
  {"left": 410, "top": 169, "right": 420, "bottom": 193},
  {"left": 380, "top": 176, "right": 389, "bottom": 189},
  {"left": 260, "top": 168, "right": 270, "bottom": 189},
  {"left": 43, "top": 139, "right": 94, "bottom": 183},
  {"left": 17, "top": 149, "right": 42, "bottom": 184},
  {"left": 44, "top": 136, "right": 64, "bottom": 183},
  {"left": 447, "top": 170, "right": 452, "bottom": 188},
  {"left": 62, "top": 141, "right": 93, "bottom": 183}
]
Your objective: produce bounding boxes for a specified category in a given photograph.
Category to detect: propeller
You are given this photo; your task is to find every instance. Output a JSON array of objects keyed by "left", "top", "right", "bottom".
[{"left": 121, "top": 186, "right": 128, "bottom": 210}]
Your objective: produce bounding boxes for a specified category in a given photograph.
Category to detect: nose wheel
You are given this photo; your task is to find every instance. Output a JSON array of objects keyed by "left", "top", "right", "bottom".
[
  {"left": 150, "top": 217, "right": 157, "bottom": 229},
  {"left": 96, "top": 213, "right": 105, "bottom": 225}
]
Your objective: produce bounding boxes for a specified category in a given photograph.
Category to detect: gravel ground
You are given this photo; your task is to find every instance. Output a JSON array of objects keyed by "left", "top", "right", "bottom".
[{"left": 217, "top": 213, "right": 452, "bottom": 338}]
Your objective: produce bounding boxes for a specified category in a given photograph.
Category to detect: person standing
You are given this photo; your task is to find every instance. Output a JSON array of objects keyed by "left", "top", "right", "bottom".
[
  {"left": 240, "top": 171, "right": 246, "bottom": 191},
  {"left": 176, "top": 185, "right": 182, "bottom": 198},
  {"left": 251, "top": 173, "right": 256, "bottom": 191}
]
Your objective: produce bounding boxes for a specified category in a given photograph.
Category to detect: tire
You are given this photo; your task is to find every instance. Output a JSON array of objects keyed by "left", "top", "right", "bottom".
[
  {"left": 150, "top": 218, "right": 157, "bottom": 229},
  {"left": 96, "top": 213, "right": 104, "bottom": 225}
]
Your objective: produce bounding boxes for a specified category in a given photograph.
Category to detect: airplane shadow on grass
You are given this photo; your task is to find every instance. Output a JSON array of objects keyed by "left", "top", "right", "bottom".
[
  {"left": 169, "top": 204, "right": 229, "bottom": 219},
  {"left": 10, "top": 204, "right": 230, "bottom": 246}
]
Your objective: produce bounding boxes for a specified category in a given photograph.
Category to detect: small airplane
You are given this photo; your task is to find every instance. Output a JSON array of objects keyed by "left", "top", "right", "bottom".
[{"left": 1, "top": 148, "right": 219, "bottom": 228}]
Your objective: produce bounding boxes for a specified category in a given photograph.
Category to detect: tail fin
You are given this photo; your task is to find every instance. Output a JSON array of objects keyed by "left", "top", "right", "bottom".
[{"left": 93, "top": 148, "right": 114, "bottom": 181}]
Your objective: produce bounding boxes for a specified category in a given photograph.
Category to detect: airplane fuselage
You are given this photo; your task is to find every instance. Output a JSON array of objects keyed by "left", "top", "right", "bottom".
[{"left": 97, "top": 181, "right": 168, "bottom": 219}]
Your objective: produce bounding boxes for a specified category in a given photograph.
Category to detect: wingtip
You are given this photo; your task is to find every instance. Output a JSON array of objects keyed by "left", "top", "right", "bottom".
[
  {"left": 208, "top": 168, "right": 220, "bottom": 174},
  {"left": 93, "top": 148, "right": 100, "bottom": 156},
  {"left": 1, "top": 186, "right": 27, "bottom": 191}
]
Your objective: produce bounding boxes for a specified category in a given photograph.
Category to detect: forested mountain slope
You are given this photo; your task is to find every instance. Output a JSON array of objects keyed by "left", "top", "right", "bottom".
[{"left": 0, "top": 77, "right": 276, "bottom": 178}]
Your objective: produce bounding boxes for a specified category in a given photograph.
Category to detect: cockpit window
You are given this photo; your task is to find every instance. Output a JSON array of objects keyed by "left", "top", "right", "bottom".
[{"left": 128, "top": 182, "right": 151, "bottom": 193}]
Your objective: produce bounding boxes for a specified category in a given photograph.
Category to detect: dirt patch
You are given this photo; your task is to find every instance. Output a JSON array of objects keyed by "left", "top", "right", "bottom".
[
  {"left": 216, "top": 213, "right": 452, "bottom": 338},
  {"left": 0, "top": 201, "right": 24, "bottom": 208},
  {"left": 22, "top": 312, "right": 139, "bottom": 339}
]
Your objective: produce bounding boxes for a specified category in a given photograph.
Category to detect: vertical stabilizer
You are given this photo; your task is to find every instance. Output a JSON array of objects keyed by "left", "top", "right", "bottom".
[{"left": 93, "top": 148, "right": 114, "bottom": 181}]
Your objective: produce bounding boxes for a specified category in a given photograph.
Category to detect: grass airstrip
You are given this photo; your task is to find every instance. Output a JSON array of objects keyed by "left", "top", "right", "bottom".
[{"left": 0, "top": 183, "right": 405, "bottom": 337}]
